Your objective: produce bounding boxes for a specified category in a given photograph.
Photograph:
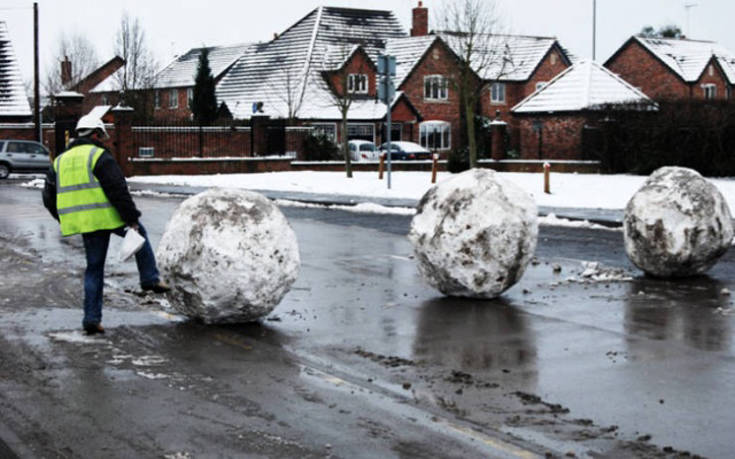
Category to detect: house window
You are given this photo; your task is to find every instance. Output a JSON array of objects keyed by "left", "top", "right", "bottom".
[
  {"left": 347, "top": 123, "right": 374, "bottom": 142},
  {"left": 101, "top": 94, "right": 109, "bottom": 105},
  {"left": 154, "top": 90, "right": 160, "bottom": 109},
  {"left": 550, "top": 53, "right": 557, "bottom": 65},
  {"left": 419, "top": 121, "right": 451, "bottom": 150},
  {"left": 424, "top": 75, "right": 448, "bottom": 101},
  {"left": 709, "top": 65, "right": 714, "bottom": 76},
  {"left": 138, "top": 147, "right": 154, "bottom": 158},
  {"left": 310, "top": 123, "right": 337, "bottom": 143},
  {"left": 491, "top": 82, "right": 505, "bottom": 104},
  {"left": 187, "top": 88, "right": 194, "bottom": 108},
  {"left": 348, "top": 74, "right": 368, "bottom": 94},
  {"left": 535, "top": 82, "right": 547, "bottom": 91},
  {"left": 169, "top": 89, "right": 178, "bottom": 108},
  {"left": 703, "top": 84, "right": 717, "bottom": 100}
]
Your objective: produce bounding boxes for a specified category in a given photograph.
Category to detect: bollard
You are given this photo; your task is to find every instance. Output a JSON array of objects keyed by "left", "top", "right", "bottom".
[
  {"left": 379, "top": 153, "right": 385, "bottom": 180},
  {"left": 431, "top": 153, "right": 439, "bottom": 184},
  {"left": 543, "top": 162, "right": 551, "bottom": 194}
]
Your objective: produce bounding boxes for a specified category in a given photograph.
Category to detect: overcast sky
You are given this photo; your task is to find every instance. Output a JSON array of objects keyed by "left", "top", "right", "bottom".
[{"left": 3, "top": 0, "right": 734, "bottom": 86}]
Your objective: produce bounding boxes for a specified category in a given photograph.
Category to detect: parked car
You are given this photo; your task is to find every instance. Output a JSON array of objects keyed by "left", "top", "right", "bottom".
[
  {"left": 348, "top": 140, "right": 380, "bottom": 161},
  {"left": 0, "top": 140, "right": 52, "bottom": 179},
  {"left": 379, "top": 141, "right": 432, "bottom": 160}
]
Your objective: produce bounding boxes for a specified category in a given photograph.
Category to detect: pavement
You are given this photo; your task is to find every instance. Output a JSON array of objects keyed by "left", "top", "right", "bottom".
[
  {"left": 3, "top": 179, "right": 735, "bottom": 458},
  {"left": 126, "top": 182, "right": 625, "bottom": 227}
]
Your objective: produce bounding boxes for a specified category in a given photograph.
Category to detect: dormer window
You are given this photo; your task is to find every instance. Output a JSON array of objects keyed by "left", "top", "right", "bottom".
[
  {"left": 703, "top": 83, "right": 716, "bottom": 100},
  {"left": 424, "top": 75, "right": 448, "bottom": 101},
  {"left": 348, "top": 74, "right": 368, "bottom": 94}
]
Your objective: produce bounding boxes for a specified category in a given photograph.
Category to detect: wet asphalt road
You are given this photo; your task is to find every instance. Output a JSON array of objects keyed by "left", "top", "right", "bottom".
[{"left": 1, "top": 179, "right": 735, "bottom": 458}]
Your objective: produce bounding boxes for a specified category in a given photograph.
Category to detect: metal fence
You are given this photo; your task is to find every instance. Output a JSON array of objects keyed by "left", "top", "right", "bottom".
[{"left": 131, "top": 120, "right": 253, "bottom": 159}]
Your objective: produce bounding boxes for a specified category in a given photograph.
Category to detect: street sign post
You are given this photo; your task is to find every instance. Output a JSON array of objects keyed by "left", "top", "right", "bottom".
[{"left": 378, "top": 55, "right": 396, "bottom": 189}]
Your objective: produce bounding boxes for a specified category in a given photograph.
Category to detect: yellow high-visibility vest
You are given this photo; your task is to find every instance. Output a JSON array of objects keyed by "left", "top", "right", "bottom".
[{"left": 54, "top": 144, "right": 125, "bottom": 236}]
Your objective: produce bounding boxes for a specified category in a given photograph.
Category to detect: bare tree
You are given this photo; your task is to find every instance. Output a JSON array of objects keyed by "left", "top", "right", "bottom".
[
  {"left": 113, "top": 11, "right": 158, "bottom": 119},
  {"left": 438, "top": 0, "right": 510, "bottom": 167},
  {"left": 321, "top": 44, "right": 373, "bottom": 178},
  {"left": 43, "top": 31, "right": 99, "bottom": 96},
  {"left": 268, "top": 48, "right": 308, "bottom": 123}
]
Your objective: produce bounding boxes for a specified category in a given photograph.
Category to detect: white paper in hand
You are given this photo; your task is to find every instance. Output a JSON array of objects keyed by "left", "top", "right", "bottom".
[{"left": 119, "top": 227, "right": 145, "bottom": 262}]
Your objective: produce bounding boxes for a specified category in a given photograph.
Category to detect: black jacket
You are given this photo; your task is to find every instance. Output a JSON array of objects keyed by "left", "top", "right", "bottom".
[{"left": 42, "top": 137, "right": 141, "bottom": 226}]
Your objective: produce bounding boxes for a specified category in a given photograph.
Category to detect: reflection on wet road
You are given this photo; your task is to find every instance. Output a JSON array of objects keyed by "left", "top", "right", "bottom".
[{"left": 2, "top": 182, "right": 735, "bottom": 458}]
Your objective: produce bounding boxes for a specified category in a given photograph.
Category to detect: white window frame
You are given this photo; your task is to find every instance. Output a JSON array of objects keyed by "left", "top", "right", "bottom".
[
  {"left": 490, "top": 82, "right": 506, "bottom": 104},
  {"left": 187, "top": 88, "right": 194, "bottom": 108},
  {"left": 419, "top": 120, "right": 451, "bottom": 151},
  {"left": 424, "top": 75, "right": 448, "bottom": 101},
  {"left": 347, "top": 74, "right": 368, "bottom": 94},
  {"left": 154, "top": 90, "right": 161, "bottom": 109},
  {"left": 703, "top": 83, "right": 717, "bottom": 100},
  {"left": 169, "top": 88, "right": 178, "bottom": 109},
  {"left": 347, "top": 122, "right": 375, "bottom": 143},
  {"left": 535, "top": 82, "right": 547, "bottom": 92},
  {"left": 310, "top": 123, "right": 338, "bottom": 143}
]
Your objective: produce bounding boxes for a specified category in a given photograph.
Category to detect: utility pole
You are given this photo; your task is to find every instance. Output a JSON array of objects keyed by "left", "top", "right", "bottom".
[
  {"left": 33, "top": 2, "right": 40, "bottom": 142},
  {"left": 592, "top": 0, "right": 597, "bottom": 60}
]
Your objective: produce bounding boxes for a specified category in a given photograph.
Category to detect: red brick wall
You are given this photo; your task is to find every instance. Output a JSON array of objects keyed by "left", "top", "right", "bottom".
[
  {"left": 328, "top": 51, "right": 376, "bottom": 97},
  {"left": 399, "top": 41, "right": 463, "bottom": 152},
  {"left": 131, "top": 126, "right": 252, "bottom": 159},
  {"left": 605, "top": 40, "right": 689, "bottom": 100},
  {"left": 153, "top": 87, "right": 193, "bottom": 120},
  {"left": 0, "top": 124, "right": 57, "bottom": 156},
  {"left": 518, "top": 115, "right": 586, "bottom": 160},
  {"left": 130, "top": 158, "right": 292, "bottom": 176},
  {"left": 694, "top": 61, "right": 730, "bottom": 101}
]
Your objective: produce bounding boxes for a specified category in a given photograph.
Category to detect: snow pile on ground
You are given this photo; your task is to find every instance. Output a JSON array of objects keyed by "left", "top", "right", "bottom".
[
  {"left": 408, "top": 168, "right": 538, "bottom": 298},
  {"left": 274, "top": 199, "right": 417, "bottom": 216},
  {"left": 538, "top": 213, "right": 618, "bottom": 231},
  {"left": 19, "top": 178, "right": 44, "bottom": 189},
  {"left": 624, "top": 167, "right": 734, "bottom": 277},
  {"left": 156, "top": 188, "right": 300, "bottom": 323}
]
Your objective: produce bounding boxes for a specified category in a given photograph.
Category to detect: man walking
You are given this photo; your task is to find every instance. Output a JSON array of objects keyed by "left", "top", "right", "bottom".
[{"left": 42, "top": 115, "right": 168, "bottom": 335}]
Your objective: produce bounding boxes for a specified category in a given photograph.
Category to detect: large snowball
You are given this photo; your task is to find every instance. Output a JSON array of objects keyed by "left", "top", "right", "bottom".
[
  {"left": 156, "top": 188, "right": 300, "bottom": 323},
  {"left": 408, "top": 168, "right": 538, "bottom": 298},
  {"left": 624, "top": 167, "right": 733, "bottom": 278}
]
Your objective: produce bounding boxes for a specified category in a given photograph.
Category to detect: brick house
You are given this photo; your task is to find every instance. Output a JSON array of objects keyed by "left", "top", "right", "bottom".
[
  {"left": 605, "top": 36, "right": 735, "bottom": 101},
  {"left": 87, "top": 43, "right": 251, "bottom": 120},
  {"left": 0, "top": 21, "right": 32, "bottom": 123},
  {"left": 512, "top": 60, "right": 655, "bottom": 160}
]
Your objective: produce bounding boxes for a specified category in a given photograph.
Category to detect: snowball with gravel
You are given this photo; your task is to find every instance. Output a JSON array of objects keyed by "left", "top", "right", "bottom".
[
  {"left": 408, "top": 168, "right": 538, "bottom": 298},
  {"left": 624, "top": 167, "right": 733, "bottom": 278},
  {"left": 156, "top": 188, "right": 300, "bottom": 323}
]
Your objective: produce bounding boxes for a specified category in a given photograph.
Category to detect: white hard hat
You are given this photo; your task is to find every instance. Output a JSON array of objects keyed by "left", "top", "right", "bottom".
[{"left": 76, "top": 115, "right": 109, "bottom": 139}]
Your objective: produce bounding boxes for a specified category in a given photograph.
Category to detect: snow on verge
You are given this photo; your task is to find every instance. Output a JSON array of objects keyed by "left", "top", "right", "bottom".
[
  {"left": 409, "top": 169, "right": 538, "bottom": 298},
  {"left": 156, "top": 188, "right": 300, "bottom": 323},
  {"left": 624, "top": 167, "right": 734, "bottom": 278}
]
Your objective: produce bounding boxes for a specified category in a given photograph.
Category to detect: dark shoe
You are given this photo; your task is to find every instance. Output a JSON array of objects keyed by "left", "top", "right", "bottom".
[
  {"left": 83, "top": 323, "right": 105, "bottom": 335},
  {"left": 142, "top": 280, "right": 170, "bottom": 293}
]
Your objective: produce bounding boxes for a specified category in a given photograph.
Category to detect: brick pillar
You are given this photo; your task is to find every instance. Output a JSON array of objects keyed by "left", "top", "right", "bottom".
[
  {"left": 53, "top": 91, "right": 84, "bottom": 157},
  {"left": 411, "top": 1, "right": 428, "bottom": 37},
  {"left": 251, "top": 114, "right": 270, "bottom": 156},
  {"left": 490, "top": 119, "right": 507, "bottom": 160},
  {"left": 111, "top": 104, "right": 135, "bottom": 177}
]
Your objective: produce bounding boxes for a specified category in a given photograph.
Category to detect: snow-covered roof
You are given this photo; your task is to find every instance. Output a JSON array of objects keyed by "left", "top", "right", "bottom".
[
  {"left": 216, "top": 6, "right": 407, "bottom": 120},
  {"left": 153, "top": 43, "right": 252, "bottom": 89},
  {"left": 630, "top": 36, "right": 735, "bottom": 84},
  {"left": 89, "top": 68, "right": 122, "bottom": 93},
  {"left": 0, "top": 21, "right": 31, "bottom": 118},
  {"left": 385, "top": 35, "right": 439, "bottom": 87},
  {"left": 512, "top": 60, "right": 655, "bottom": 113},
  {"left": 440, "top": 33, "right": 569, "bottom": 81}
]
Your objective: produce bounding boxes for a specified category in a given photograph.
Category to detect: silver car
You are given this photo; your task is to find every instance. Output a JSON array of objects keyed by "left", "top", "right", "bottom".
[{"left": 0, "top": 139, "right": 52, "bottom": 179}]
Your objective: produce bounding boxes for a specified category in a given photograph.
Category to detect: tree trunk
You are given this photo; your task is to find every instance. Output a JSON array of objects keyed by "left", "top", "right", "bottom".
[
  {"left": 342, "top": 114, "right": 352, "bottom": 178},
  {"left": 465, "top": 91, "right": 477, "bottom": 168}
]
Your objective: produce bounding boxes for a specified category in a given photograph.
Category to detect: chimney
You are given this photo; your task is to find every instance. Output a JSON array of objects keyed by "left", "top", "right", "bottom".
[
  {"left": 60, "top": 56, "right": 72, "bottom": 86},
  {"left": 411, "top": 1, "right": 428, "bottom": 37}
]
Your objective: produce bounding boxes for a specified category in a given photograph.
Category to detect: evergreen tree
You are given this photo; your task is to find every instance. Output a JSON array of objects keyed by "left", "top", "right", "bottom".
[{"left": 191, "top": 47, "right": 218, "bottom": 124}]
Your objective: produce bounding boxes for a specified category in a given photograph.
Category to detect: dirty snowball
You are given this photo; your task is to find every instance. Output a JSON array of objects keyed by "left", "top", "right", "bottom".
[
  {"left": 624, "top": 166, "right": 733, "bottom": 278},
  {"left": 156, "top": 188, "right": 300, "bottom": 323},
  {"left": 408, "top": 168, "right": 538, "bottom": 298}
]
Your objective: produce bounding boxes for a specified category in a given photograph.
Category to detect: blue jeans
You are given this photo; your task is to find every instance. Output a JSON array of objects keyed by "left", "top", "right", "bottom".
[{"left": 81, "top": 222, "right": 160, "bottom": 327}]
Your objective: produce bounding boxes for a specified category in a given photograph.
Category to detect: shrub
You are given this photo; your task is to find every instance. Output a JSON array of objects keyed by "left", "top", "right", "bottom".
[
  {"left": 303, "top": 133, "right": 340, "bottom": 161},
  {"left": 447, "top": 147, "right": 470, "bottom": 173}
]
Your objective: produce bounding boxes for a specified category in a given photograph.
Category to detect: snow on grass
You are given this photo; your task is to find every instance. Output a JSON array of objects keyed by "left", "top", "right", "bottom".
[
  {"left": 275, "top": 199, "right": 416, "bottom": 216},
  {"left": 129, "top": 171, "right": 735, "bottom": 212},
  {"left": 538, "top": 213, "right": 620, "bottom": 231}
]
